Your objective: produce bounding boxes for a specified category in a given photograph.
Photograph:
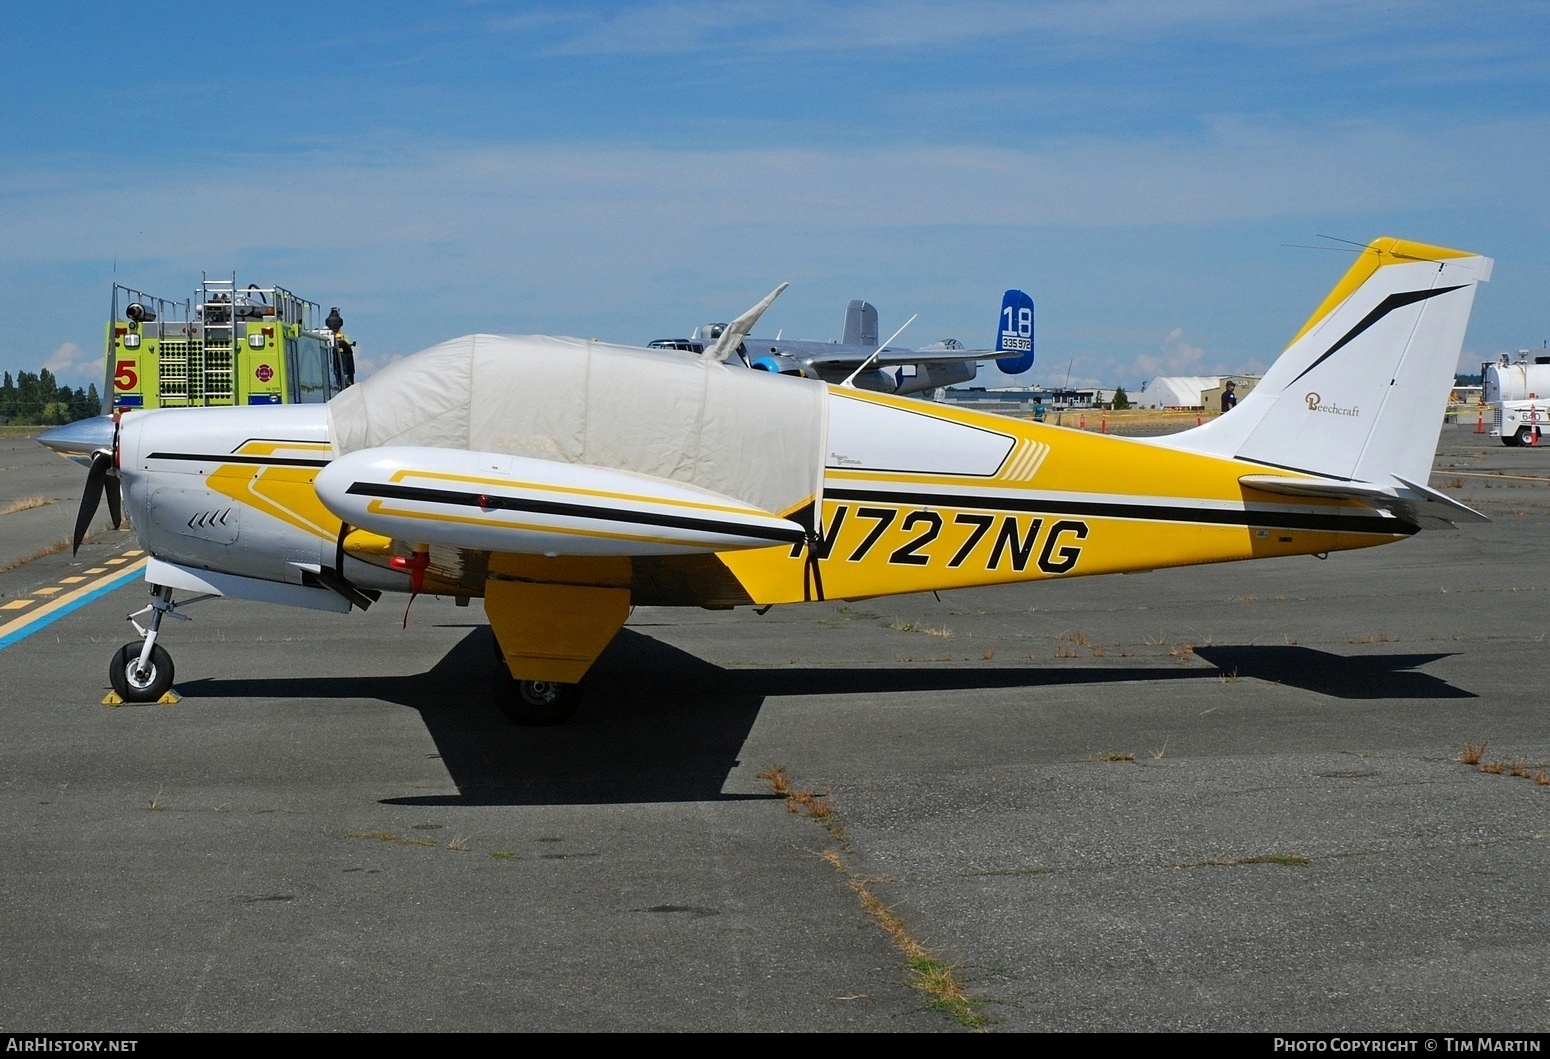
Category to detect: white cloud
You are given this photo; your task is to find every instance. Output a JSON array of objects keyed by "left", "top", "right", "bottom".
[
  {"left": 1132, "top": 327, "right": 1207, "bottom": 380},
  {"left": 42, "top": 342, "right": 103, "bottom": 390},
  {"left": 350, "top": 350, "right": 407, "bottom": 382}
]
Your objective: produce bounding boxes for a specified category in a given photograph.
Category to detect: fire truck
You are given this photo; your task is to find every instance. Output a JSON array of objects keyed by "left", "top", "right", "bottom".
[{"left": 105, "top": 274, "right": 343, "bottom": 412}]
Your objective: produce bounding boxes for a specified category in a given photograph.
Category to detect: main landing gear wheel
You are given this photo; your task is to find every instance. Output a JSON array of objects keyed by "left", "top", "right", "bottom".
[
  {"left": 501, "top": 679, "right": 584, "bottom": 727},
  {"left": 490, "top": 629, "right": 584, "bottom": 725},
  {"left": 109, "top": 642, "right": 174, "bottom": 703}
]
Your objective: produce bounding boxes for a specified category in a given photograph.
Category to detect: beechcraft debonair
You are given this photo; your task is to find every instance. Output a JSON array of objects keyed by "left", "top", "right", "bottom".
[{"left": 44, "top": 237, "right": 1491, "bottom": 723}]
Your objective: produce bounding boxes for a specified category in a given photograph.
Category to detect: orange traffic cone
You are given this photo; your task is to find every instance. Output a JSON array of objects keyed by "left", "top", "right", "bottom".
[
  {"left": 1079, "top": 412, "right": 1087, "bottom": 430},
  {"left": 1476, "top": 407, "right": 1485, "bottom": 434},
  {"left": 1101, "top": 413, "right": 1107, "bottom": 434}
]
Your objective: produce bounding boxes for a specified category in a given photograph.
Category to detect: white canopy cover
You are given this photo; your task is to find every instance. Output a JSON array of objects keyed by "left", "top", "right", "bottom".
[{"left": 326, "top": 334, "right": 828, "bottom": 520}]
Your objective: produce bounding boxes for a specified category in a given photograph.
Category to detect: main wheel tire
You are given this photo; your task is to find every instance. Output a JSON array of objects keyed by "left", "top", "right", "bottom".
[
  {"left": 109, "top": 642, "right": 174, "bottom": 703},
  {"left": 500, "top": 679, "right": 583, "bottom": 726}
]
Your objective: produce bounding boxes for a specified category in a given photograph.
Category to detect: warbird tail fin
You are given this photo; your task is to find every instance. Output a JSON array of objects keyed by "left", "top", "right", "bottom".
[
  {"left": 841, "top": 299, "right": 879, "bottom": 348},
  {"left": 995, "top": 289, "right": 1036, "bottom": 375},
  {"left": 1156, "top": 237, "right": 1492, "bottom": 487}
]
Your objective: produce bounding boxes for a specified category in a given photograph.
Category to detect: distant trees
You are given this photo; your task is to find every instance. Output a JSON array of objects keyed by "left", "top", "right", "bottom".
[
  {"left": 1110, "top": 385, "right": 1131, "bottom": 410},
  {"left": 0, "top": 369, "right": 101, "bottom": 425}
]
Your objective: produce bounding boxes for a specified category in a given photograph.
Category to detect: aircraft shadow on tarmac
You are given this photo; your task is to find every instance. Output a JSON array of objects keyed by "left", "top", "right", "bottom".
[
  {"left": 1190, "top": 645, "right": 1474, "bottom": 701},
  {"left": 178, "top": 630, "right": 1473, "bottom": 806}
]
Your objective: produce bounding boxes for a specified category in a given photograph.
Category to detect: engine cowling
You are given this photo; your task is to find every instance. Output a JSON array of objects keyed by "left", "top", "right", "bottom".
[{"left": 749, "top": 354, "right": 810, "bottom": 377}]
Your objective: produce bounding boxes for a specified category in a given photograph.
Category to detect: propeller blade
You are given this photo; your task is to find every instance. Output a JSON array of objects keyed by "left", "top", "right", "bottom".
[
  {"left": 106, "top": 475, "right": 123, "bottom": 529},
  {"left": 107, "top": 412, "right": 122, "bottom": 529},
  {"left": 72, "top": 450, "right": 111, "bottom": 555}
]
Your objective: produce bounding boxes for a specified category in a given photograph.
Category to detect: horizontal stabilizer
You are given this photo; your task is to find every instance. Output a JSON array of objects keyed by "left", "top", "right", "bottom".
[
  {"left": 1391, "top": 475, "right": 1490, "bottom": 525},
  {"left": 1237, "top": 474, "right": 1396, "bottom": 502},
  {"left": 1239, "top": 473, "right": 1488, "bottom": 528}
]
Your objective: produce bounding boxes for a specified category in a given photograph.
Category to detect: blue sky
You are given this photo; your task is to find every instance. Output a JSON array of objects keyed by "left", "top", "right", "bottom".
[{"left": 2, "top": 1, "right": 1546, "bottom": 393}]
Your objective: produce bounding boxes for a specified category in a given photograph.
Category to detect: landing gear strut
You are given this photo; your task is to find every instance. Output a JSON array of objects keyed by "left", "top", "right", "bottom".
[{"left": 109, "top": 584, "right": 203, "bottom": 703}]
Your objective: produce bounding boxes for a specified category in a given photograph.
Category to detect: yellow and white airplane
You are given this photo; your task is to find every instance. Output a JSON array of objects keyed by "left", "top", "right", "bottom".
[{"left": 56, "top": 237, "right": 1492, "bottom": 723}]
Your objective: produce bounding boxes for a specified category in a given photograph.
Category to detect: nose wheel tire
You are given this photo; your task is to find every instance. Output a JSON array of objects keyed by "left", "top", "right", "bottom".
[{"left": 109, "top": 643, "right": 174, "bottom": 703}]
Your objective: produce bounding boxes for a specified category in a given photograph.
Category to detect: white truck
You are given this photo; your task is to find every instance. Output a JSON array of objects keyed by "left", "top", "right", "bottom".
[{"left": 1483, "top": 352, "right": 1550, "bottom": 446}]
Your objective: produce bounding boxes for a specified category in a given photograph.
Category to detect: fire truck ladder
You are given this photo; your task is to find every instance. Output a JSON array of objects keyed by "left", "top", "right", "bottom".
[{"left": 194, "top": 274, "right": 237, "bottom": 406}]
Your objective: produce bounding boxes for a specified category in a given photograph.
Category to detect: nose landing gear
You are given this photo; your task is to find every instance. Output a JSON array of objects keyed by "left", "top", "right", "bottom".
[{"left": 108, "top": 584, "right": 206, "bottom": 704}]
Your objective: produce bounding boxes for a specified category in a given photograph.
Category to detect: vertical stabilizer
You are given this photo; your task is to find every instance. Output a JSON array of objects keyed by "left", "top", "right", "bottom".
[
  {"left": 842, "top": 300, "right": 879, "bottom": 348},
  {"left": 1156, "top": 238, "right": 1492, "bottom": 486},
  {"left": 996, "top": 289, "right": 1036, "bottom": 375}
]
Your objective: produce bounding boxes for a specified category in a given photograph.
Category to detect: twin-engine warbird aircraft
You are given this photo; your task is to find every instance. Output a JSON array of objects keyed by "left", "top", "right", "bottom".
[
  {"left": 661, "top": 289, "right": 1037, "bottom": 397},
  {"left": 56, "top": 238, "right": 1491, "bottom": 724}
]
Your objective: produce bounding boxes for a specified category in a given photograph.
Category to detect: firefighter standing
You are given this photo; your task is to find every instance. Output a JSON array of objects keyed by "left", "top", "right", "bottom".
[{"left": 325, "top": 307, "right": 356, "bottom": 389}]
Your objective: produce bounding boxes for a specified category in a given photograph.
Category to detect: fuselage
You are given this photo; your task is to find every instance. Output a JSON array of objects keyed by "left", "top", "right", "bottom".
[{"left": 113, "top": 374, "right": 1411, "bottom": 609}]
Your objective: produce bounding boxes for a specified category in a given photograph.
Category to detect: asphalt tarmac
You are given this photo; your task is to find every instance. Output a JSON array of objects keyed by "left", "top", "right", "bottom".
[{"left": 1, "top": 425, "right": 1547, "bottom": 1032}]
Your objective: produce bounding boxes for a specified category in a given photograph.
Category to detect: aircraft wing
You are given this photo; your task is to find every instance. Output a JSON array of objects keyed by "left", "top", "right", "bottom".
[
  {"left": 797, "top": 341, "right": 989, "bottom": 369},
  {"left": 314, "top": 446, "right": 808, "bottom": 558}
]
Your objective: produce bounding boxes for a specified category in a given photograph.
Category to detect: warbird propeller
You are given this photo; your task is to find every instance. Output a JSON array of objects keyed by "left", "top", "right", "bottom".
[{"left": 52, "top": 239, "right": 1492, "bottom": 723}]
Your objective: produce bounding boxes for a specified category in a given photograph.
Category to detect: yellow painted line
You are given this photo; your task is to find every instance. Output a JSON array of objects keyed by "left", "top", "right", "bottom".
[
  {"left": 84, "top": 567, "right": 107, "bottom": 574},
  {"left": 392, "top": 468, "right": 774, "bottom": 518},
  {"left": 105, "top": 558, "right": 129, "bottom": 565},
  {"left": 124, "top": 550, "right": 144, "bottom": 556},
  {"left": 2, "top": 599, "right": 33, "bottom": 611},
  {"left": 365, "top": 499, "right": 744, "bottom": 550},
  {"left": 34, "top": 587, "right": 62, "bottom": 596},
  {"left": 0, "top": 556, "right": 149, "bottom": 651},
  {"left": 236, "top": 440, "right": 331, "bottom": 456},
  {"left": 60, "top": 576, "right": 86, "bottom": 584},
  {"left": 1446, "top": 471, "right": 1550, "bottom": 483}
]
